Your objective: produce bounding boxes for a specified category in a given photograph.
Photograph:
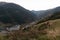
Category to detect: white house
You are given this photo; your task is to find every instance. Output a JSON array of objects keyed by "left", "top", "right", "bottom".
[{"left": 7, "top": 25, "right": 20, "bottom": 31}]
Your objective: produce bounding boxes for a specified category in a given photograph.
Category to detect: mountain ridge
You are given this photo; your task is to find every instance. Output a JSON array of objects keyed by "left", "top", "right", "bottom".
[{"left": 0, "top": 2, "right": 38, "bottom": 24}]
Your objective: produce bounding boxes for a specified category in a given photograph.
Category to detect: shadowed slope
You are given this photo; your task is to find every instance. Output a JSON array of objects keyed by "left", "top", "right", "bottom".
[{"left": 0, "top": 2, "right": 37, "bottom": 24}]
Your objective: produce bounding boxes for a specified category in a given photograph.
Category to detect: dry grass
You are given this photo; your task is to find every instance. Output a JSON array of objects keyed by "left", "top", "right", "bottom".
[{"left": 0, "top": 19, "right": 60, "bottom": 40}]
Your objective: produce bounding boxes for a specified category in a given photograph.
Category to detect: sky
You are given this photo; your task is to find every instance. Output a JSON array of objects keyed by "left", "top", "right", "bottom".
[{"left": 0, "top": 0, "right": 60, "bottom": 10}]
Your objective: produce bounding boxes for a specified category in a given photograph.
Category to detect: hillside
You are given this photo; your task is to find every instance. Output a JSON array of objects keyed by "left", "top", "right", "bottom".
[
  {"left": 0, "top": 19, "right": 59, "bottom": 40},
  {"left": 0, "top": 2, "right": 60, "bottom": 40},
  {"left": 0, "top": 2, "right": 38, "bottom": 24},
  {"left": 32, "top": 6, "right": 60, "bottom": 20}
]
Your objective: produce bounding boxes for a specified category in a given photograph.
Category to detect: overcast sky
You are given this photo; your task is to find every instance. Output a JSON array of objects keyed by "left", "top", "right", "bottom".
[{"left": 0, "top": 0, "right": 60, "bottom": 10}]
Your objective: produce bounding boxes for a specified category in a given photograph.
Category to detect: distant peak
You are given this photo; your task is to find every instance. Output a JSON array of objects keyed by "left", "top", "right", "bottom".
[
  {"left": 55, "top": 6, "right": 60, "bottom": 9},
  {"left": 0, "top": 2, "right": 7, "bottom": 5}
]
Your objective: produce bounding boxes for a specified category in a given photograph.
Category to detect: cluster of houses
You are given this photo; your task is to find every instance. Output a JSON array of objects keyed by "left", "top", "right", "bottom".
[
  {"left": 0, "top": 22, "right": 36, "bottom": 35},
  {"left": 0, "top": 25, "right": 20, "bottom": 35}
]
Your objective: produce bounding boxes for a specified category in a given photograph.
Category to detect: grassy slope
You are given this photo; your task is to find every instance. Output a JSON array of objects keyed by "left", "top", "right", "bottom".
[
  {"left": 35, "top": 19, "right": 60, "bottom": 40},
  {"left": 0, "top": 19, "right": 60, "bottom": 40}
]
